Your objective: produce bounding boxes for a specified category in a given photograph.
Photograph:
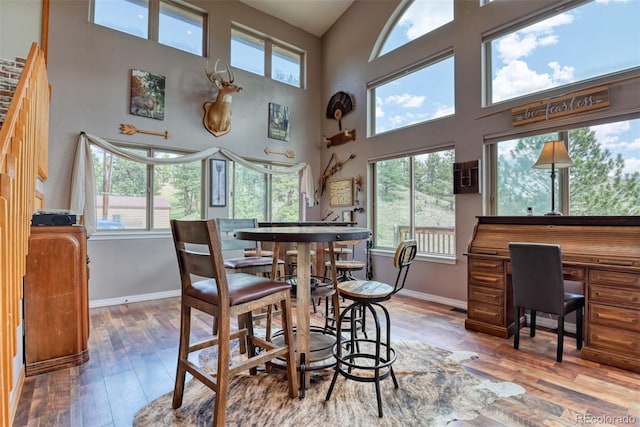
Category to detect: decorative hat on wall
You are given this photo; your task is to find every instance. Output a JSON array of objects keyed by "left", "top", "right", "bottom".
[{"left": 326, "top": 91, "right": 353, "bottom": 131}]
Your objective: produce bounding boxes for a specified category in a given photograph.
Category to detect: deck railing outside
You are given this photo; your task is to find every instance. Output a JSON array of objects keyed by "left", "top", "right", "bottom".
[{"left": 397, "top": 225, "right": 455, "bottom": 256}]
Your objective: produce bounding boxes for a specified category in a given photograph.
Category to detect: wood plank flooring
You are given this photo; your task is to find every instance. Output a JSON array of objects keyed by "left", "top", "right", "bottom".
[{"left": 12, "top": 295, "right": 640, "bottom": 426}]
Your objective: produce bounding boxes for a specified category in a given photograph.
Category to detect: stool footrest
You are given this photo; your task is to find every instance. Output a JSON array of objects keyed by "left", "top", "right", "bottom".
[{"left": 332, "top": 339, "right": 396, "bottom": 383}]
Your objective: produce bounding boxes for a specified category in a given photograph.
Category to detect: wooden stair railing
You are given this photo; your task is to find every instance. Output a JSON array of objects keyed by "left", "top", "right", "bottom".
[{"left": 0, "top": 42, "right": 49, "bottom": 427}]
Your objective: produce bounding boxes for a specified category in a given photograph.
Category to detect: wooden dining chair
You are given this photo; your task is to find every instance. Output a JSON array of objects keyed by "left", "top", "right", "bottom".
[
  {"left": 170, "top": 219, "right": 298, "bottom": 426},
  {"left": 216, "top": 217, "right": 284, "bottom": 277}
]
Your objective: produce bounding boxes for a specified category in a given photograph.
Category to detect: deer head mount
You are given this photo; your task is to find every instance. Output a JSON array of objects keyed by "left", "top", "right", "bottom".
[{"left": 203, "top": 60, "right": 243, "bottom": 137}]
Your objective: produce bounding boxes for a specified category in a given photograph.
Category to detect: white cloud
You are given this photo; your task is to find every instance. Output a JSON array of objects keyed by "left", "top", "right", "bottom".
[
  {"left": 375, "top": 96, "right": 385, "bottom": 118},
  {"left": 399, "top": 1, "right": 453, "bottom": 41},
  {"left": 389, "top": 115, "right": 405, "bottom": 126},
  {"left": 385, "top": 94, "right": 426, "bottom": 108},
  {"left": 628, "top": 137, "right": 640, "bottom": 150},
  {"left": 623, "top": 157, "right": 640, "bottom": 175},
  {"left": 432, "top": 104, "right": 454, "bottom": 118},
  {"left": 496, "top": 13, "right": 572, "bottom": 63},
  {"left": 548, "top": 61, "right": 575, "bottom": 81},
  {"left": 492, "top": 60, "right": 554, "bottom": 101},
  {"left": 592, "top": 121, "right": 631, "bottom": 148}
]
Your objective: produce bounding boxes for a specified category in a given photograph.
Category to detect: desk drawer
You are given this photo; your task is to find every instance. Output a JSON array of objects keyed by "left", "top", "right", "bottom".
[
  {"left": 469, "top": 285, "right": 503, "bottom": 306},
  {"left": 589, "top": 284, "right": 640, "bottom": 307},
  {"left": 468, "top": 301, "right": 504, "bottom": 326},
  {"left": 589, "top": 303, "right": 640, "bottom": 332},
  {"left": 469, "top": 258, "right": 503, "bottom": 273},
  {"left": 469, "top": 271, "right": 504, "bottom": 288},
  {"left": 589, "top": 269, "right": 640, "bottom": 287},
  {"left": 563, "top": 266, "right": 585, "bottom": 281},
  {"left": 588, "top": 323, "right": 640, "bottom": 356}
]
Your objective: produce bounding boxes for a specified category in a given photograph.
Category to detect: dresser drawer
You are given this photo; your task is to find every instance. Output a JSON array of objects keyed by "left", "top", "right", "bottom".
[
  {"left": 589, "top": 303, "right": 640, "bottom": 332},
  {"left": 469, "top": 271, "right": 504, "bottom": 288},
  {"left": 469, "top": 285, "right": 503, "bottom": 306},
  {"left": 469, "top": 258, "right": 503, "bottom": 273},
  {"left": 589, "top": 269, "right": 640, "bottom": 287},
  {"left": 589, "top": 284, "right": 640, "bottom": 307},
  {"left": 468, "top": 301, "right": 504, "bottom": 326},
  {"left": 588, "top": 323, "right": 640, "bottom": 356}
]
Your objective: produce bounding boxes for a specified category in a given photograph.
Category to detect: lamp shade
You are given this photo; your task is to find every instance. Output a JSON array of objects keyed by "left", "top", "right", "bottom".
[{"left": 533, "top": 140, "right": 575, "bottom": 169}]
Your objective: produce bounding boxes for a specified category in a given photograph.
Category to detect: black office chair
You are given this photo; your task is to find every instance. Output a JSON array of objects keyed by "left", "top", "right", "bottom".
[{"left": 508, "top": 242, "right": 585, "bottom": 362}]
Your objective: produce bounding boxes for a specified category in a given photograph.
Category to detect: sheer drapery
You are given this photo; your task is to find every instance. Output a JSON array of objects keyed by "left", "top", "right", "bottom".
[{"left": 70, "top": 132, "right": 315, "bottom": 235}]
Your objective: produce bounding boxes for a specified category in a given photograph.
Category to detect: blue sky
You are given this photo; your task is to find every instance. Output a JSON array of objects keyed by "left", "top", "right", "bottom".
[{"left": 375, "top": 0, "right": 640, "bottom": 174}]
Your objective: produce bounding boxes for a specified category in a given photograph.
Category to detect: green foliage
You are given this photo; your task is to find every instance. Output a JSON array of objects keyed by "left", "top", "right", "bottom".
[
  {"left": 374, "top": 150, "right": 455, "bottom": 249},
  {"left": 497, "top": 127, "right": 640, "bottom": 216}
]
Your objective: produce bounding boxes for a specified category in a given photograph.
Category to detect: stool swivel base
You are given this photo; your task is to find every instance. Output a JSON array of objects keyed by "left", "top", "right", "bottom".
[{"left": 325, "top": 299, "right": 397, "bottom": 418}]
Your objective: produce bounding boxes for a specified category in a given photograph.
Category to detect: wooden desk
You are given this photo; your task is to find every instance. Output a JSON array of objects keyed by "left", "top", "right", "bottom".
[
  {"left": 465, "top": 216, "right": 640, "bottom": 373},
  {"left": 234, "top": 226, "right": 371, "bottom": 390}
]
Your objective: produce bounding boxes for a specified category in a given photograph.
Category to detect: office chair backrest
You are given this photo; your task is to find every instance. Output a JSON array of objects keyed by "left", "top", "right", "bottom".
[
  {"left": 390, "top": 239, "right": 418, "bottom": 295},
  {"left": 509, "top": 242, "right": 565, "bottom": 315}
]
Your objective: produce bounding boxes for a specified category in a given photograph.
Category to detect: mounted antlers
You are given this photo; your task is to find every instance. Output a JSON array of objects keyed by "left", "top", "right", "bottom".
[{"left": 203, "top": 60, "right": 243, "bottom": 137}]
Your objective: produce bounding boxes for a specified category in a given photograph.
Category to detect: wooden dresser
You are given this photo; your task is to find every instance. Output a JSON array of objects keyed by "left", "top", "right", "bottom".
[
  {"left": 465, "top": 216, "right": 640, "bottom": 373},
  {"left": 24, "top": 225, "right": 90, "bottom": 375}
]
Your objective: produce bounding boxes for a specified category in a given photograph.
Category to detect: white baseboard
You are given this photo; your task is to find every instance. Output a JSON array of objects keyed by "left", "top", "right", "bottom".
[
  {"left": 398, "top": 289, "right": 467, "bottom": 310},
  {"left": 396, "top": 289, "right": 577, "bottom": 333},
  {"left": 89, "top": 289, "right": 181, "bottom": 308}
]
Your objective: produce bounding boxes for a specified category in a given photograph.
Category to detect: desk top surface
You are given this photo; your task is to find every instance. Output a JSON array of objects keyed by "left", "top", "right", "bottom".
[{"left": 234, "top": 226, "right": 371, "bottom": 243}]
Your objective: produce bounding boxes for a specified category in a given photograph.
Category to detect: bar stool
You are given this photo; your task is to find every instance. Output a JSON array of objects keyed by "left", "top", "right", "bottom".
[{"left": 325, "top": 239, "right": 417, "bottom": 417}]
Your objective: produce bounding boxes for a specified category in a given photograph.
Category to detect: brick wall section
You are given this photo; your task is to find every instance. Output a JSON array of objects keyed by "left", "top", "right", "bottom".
[{"left": 0, "top": 57, "right": 26, "bottom": 129}]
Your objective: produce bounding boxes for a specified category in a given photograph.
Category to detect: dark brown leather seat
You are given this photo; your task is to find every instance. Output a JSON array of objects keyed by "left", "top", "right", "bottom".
[
  {"left": 170, "top": 219, "right": 298, "bottom": 425},
  {"left": 509, "top": 242, "right": 585, "bottom": 362}
]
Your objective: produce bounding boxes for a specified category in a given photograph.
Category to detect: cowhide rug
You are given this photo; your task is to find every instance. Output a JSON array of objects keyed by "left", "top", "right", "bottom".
[{"left": 133, "top": 341, "right": 525, "bottom": 426}]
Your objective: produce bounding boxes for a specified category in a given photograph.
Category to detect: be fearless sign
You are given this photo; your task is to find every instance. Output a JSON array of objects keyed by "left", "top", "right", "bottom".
[{"left": 511, "top": 86, "right": 609, "bottom": 126}]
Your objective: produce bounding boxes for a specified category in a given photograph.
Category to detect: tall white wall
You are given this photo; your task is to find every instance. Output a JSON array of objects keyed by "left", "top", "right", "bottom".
[
  {"left": 46, "top": 0, "right": 323, "bottom": 302},
  {"left": 0, "top": 0, "right": 42, "bottom": 60}
]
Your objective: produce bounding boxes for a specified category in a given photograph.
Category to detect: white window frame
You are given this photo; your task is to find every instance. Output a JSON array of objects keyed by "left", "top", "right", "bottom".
[
  {"left": 231, "top": 24, "right": 305, "bottom": 89},
  {"left": 369, "top": 147, "right": 456, "bottom": 262},
  {"left": 91, "top": 143, "right": 204, "bottom": 233},
  {"left": 91, "top": 0, "right": 208, "bottom": 57}
]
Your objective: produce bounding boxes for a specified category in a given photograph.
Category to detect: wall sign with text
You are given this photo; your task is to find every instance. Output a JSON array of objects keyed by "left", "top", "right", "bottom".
[{"left": 511, "top": 86, "right": 609, "bottom": 127}]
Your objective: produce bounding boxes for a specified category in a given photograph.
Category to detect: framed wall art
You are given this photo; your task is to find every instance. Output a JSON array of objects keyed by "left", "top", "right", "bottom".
[
  {"left": 130, "top": 69, "right": 165, "bottom": 120},
  {"left": 268, "top": 102, "right": 290, "bottom": 141},
  {"left": 210, "top": 159, "right": 227, "bottom": 207},
  {"left": 329, "top": 178, "right": 354, "bottom": 207}
]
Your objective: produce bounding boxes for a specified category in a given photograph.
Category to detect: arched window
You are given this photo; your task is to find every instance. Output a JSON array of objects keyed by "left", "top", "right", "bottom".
[{"left": 372, "top": 0, "right": 454, "bottom": 59}]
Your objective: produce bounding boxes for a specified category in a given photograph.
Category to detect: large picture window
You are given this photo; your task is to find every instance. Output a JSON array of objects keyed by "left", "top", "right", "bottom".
[
  {"left": 91, "top": 145, "right": 203, "bottom": 231},
  {"left": 372, "top": 148, "right": 455, "bottom": 257},
  {"left": 370, "top": 54, "right": 454, "bottom": 136},
  {"left": 231, "top": 161, "right": 300, "bottom": 221},
  {"left": 490, "top": 117, "right": 640, "bottom": 216},
  {"left": 484, "top": 0, "right": 640, "bottom": 105},
  {"left": 374, "top": 0, "right": 454, "bottom": 58}
]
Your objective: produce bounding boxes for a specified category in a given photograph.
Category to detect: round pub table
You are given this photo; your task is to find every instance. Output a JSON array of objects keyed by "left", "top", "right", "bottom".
[{"left": 233, "top": 225, "right": 371, "bottom": 394}]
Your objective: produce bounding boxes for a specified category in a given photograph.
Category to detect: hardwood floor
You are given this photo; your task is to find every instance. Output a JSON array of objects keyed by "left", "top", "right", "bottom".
[{"left": 13, "top": 295, "right": 640, "bottom": 426}]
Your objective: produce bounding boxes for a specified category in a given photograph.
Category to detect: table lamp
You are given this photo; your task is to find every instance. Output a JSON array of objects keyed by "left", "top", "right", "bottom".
[{"left": 533, "top": 140, "right": 574, "bottom": 215}]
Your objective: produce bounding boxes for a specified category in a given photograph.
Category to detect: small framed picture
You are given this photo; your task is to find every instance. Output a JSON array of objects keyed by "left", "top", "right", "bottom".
[
  {"left": 268, "top": 102, "right": 290, "bottom": 141},
  {"left": 342, "top": 210, "right": 353, "bottom": 222},
  {"left": 210, "top": 159, "right": 227, "bottom": 207},
  {"left": 130, "top": 69, "right": 165, "bottom": 120}
]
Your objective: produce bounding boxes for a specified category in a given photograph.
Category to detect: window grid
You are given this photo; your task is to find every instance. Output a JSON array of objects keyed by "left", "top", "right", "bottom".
[{"left": 231, "top": 26, "right": 304, "bottom": 89}]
